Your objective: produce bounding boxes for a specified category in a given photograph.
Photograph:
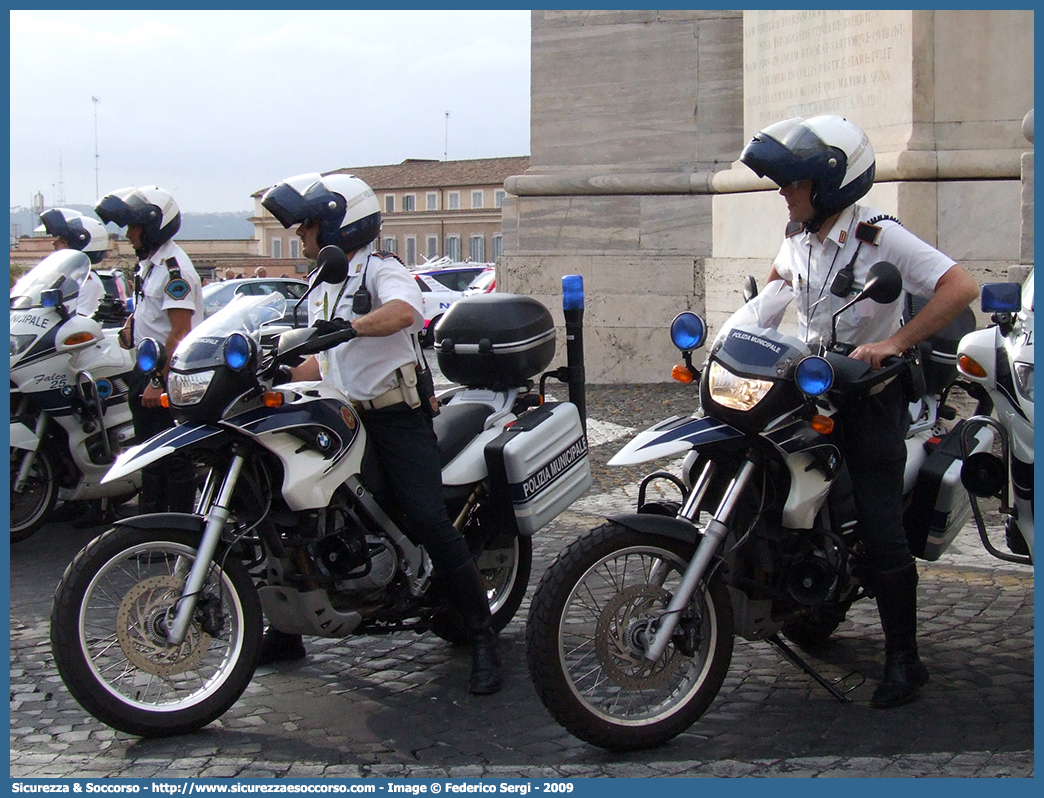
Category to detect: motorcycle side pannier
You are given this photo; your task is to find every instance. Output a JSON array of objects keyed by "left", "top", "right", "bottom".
[
  {"left": 484, "top": 402, "right": 592, "bottom": 536},
  {"left": 903, "top": 420, "right": 994, "bottom": 560},
  {"left": 435, "top": 294, "right": 556, "bottom": 389}
]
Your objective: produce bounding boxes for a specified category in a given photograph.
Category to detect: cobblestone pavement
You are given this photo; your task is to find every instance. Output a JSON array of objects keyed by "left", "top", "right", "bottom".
[{"left": 9, "top": 383, "right": 1034, "bottom": 779}]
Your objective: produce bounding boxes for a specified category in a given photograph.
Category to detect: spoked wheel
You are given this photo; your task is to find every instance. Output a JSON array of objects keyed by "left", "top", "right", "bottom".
[
  {"left": 11, "top": 446, "right": 58, "bottom": 543},
  {"left": 526, "top": 521, "right": 734, "bottom": 751},
  {"left": 50, "top": 526, "right": 263, "bottom": 737},
  {"left": 430, "top": 529, "right": 532, "bottom": 645}
]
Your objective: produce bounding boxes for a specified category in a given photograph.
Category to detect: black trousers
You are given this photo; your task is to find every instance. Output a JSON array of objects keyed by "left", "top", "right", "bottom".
[
  {"left": 358, "top": 403, "right": 473, "bottom": 574},
  {"left": 128, "top": 368, "right": 196, "bottom": 514},
  {"left": 836, "top": 377, "right": 914, "bottom": 572}
]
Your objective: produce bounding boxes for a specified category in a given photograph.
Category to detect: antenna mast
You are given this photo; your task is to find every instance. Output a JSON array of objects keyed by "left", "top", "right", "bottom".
[
  {"left": 57, "top": 152, "right": 65, "bottom": 206},
  {"left": 92, "top": 96, "right": 101, "bottom": 199},
  {"left": 444, "top": 111, "right": 449, "bottom": 161}
]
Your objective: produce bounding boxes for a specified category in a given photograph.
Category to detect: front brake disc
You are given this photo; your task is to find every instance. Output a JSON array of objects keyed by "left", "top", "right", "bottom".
[
  {"left": 116, "top": 575, "right": 211, "bottom": 676},
  {"left": 594, "top": 583, "right": 681, "bottom": 689}
]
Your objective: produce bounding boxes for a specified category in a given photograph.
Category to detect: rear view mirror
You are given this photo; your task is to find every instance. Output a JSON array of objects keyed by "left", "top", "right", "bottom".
[
  {"left": 861, "top": 261, "right": 903, "bottom": 305},
  {"left": 315, "top": 246, "right": 348, "bottom": 285}
]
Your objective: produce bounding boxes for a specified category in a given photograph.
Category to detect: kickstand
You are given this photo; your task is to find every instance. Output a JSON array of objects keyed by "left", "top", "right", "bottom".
[{"left": 765, "top": 634, "right": 861, "bottom": 703}]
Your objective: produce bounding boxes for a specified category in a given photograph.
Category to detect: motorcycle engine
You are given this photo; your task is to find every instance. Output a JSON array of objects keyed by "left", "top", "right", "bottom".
[
  {"left": 314, "top": 531, "right": 398, "bottom": 591},
  {"left": 783, "top": 533, "right": 845, "bottom": 606}
]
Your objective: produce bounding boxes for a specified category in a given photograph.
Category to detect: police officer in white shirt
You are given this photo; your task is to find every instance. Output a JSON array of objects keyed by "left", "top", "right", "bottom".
[
  {"left": 741, "top": 115, "right": 979, "bottom": 709},
  {"left": 259, "top": 172, "right": 502, "bottom": 695},
  {"left": 96, "top": 185, "right": 203, "bottom": 515},
  {"left": 36, "top": 208, "right": 108, "bottom": 318}
]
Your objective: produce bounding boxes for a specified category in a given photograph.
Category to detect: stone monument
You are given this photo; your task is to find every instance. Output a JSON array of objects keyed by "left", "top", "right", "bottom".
[{"left": 502, "top": 10, "right": 1034, "bottom": 383}]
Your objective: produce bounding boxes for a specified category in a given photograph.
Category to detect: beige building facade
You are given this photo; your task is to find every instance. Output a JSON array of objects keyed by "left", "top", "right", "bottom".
[
  {"left": 501, "top": 10, "right": 1034, "bottom": 383},
  {"left": 249, "top": 157, "right": 529, "bottom": 269}
]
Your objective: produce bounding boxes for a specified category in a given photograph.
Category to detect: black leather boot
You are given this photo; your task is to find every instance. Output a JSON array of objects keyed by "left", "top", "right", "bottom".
[
  {"left": 444, "top": 560, "right": 503, "bottom": 695},
  {"left": 870, "top": 562, "right": 929, "bottom": 708},
  {"left": 257, "top": 628, "right": 306, "bottom": 665}
]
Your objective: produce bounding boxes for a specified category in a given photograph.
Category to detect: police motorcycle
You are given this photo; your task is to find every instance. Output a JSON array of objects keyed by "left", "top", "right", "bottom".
[
  {"left": 10, "top": 249, "right": 138, "bottom": 543},
  {"left": 956, "top": 267, "right": 1034, "bottom": 564},
  {"left": 525, "top": 261, "right": 991, "bottom": 751},
  {"left": 49, "top": 247, "right": 591, "bottom": 737}
]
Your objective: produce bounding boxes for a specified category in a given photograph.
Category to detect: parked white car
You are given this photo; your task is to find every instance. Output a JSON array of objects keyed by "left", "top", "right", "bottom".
[{"left": 413, "top": 262, "right": 492, "bottom": 346}]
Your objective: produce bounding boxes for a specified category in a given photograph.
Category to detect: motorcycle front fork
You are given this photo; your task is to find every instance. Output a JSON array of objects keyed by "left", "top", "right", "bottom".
[
  {"left": 12, "top": 408, "right": 48, "bottom": 494},
  {"left": 644, "top": 456, "right": 757, "bottom": 662},
  {"left": 165, "top": 453, "right": 246, "bottom": 645}
]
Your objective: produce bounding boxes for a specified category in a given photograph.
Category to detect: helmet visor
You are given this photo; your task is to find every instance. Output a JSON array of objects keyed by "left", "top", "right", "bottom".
[
  {"left": 95, "top": 189, "right": 150, "bottom": 228},
  {"left": 262, "top": 181, "right": 319, "bottom": 229}
]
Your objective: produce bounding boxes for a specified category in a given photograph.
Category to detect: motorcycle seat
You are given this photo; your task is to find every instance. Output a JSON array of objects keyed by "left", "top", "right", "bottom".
[{"left": 433, "top": 403, "right": 495, "bottom": 467}]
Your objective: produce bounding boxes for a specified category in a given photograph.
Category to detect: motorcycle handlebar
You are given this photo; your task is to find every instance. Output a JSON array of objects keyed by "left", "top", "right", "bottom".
[{"left": 824, "top": 349, "right": 910, "bottom": 394}]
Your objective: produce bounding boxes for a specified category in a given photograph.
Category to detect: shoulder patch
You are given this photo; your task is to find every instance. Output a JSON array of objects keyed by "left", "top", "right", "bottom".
[
  {"left": 855, "top": 222, "right": 883, "bottom": 245},
  {"left": 374, "top": 250, "right": 407, "bottom": 267},
  {"left": 785, "top": 221, "right": 804, "bottom": 238},
  {"left": 165, "top": 277, "right": 191, "bottom": 300}
]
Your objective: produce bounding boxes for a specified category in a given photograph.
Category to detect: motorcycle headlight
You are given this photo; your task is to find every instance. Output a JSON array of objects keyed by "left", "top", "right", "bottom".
[
  {"left": 167, "top": 370, "right": 214, "bottom": 406},
  {"left": 1014, "top": 362, "right": 1034, "bottom": 403},
  {"left": 10, "top": 334, "right": 34, "bottom": 357},
  {"left": 707, "top": 361, "right": 774, "bottom": 411}
]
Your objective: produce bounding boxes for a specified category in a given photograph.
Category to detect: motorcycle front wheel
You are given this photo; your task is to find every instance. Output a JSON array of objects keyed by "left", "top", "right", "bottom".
[
  {"left": 526, "top": 521, "right": 734, "bottom": 751},
  {"left": 11, "top": 446, "right": 58, "bottom": 543},
  {"left": 50, "top": 526, "right": 263, "bottom": 737}
]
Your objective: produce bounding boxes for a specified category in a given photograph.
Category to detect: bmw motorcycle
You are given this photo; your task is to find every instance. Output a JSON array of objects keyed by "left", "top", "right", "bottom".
[
  {"left": 957, "top": 267, "right": 1034, "bottom": 564},
  {"left": 526, "top": 262, "right": 991, "bottom": 751},
  {"left": 49, "top": 249, "right": 591, "bottom": 737},
  {"left": 10, "top": 250, "right": 139, "bottom": 543}
]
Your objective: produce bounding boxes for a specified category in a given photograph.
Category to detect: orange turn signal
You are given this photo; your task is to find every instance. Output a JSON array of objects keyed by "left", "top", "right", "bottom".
[
  {"left": 62, "top": 332, "right": 96, "bottom": 346},
  {"left": 672, "top": 364, "right": 695, "bottom": 384},
  {"left": 810, "top": 415, "right": 834, "bottom": 434},
  {"left": 160, "top": 393, "right": 170, "bottom": 409},
  {"left": 262, "top": 391, "right": 285, "bottom": 408},
  {"left": 958, "top": 355, "right": 988, "bottom": 379}
]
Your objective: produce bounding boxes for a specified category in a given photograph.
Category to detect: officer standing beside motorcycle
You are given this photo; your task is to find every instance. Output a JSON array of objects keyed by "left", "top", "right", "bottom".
[
  {"left": 740, "top": 115, "right": 979, "bottom": 708},
  {"left": 258, "top": 172, "right": 502, "bottom": 695},
  {"left": 95, "top": 186, "right": 203, "bottom": 515},
  {"left": 37, "top": 208, "right": 108, "bottom": 318}
]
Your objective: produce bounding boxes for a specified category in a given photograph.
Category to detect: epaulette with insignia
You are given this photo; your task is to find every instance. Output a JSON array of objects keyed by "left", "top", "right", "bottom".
[
  {"left": 374, "top": 250, "right": 406, "bottom": 267},
  {"left": 855, "top": 214, "right": 902, "bottom": 246},
  {"left": 785, "top": 221, "right": 804, "bottom": 238}
]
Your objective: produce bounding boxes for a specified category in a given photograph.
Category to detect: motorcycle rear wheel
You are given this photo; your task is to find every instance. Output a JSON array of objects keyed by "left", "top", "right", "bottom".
[
  {"left": 526, "top": 521, "right": 734, "bottom": 751},
  {"left": 50, "top": 526, "right": 263, "bottom": 737},
  {"left": 430, "top": 532, "right": 532, "bottom": 645},
  {"left": 10, "top": 446, "right": 58, "bottom": 543}
]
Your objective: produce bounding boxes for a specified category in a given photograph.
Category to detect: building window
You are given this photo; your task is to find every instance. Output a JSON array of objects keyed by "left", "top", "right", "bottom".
[
  {"left": 469, "top": 235, "right": 485, "bottom": 262},
  {"left": 272, "top": 238, "right": 282, "bottom": 259},
  {"left": 492, "top": 234, "right": 503, "bottom": 260},
  {"left": 384, "top": 195, "right": 395, "bottom": 213},
  {"left": 446, "top": 235, "right": 461, "bottom": 261},
  {"left": 402, "top": 194, "right": 416, "bottom": 212},
  {"left": 426, "top": 235, "right": 438, "bottom": 258},
  {"left": 405, "top": 236, "right": 417, "bottom": 266},
  {"left": 290, "top": 238, "right": 300, "bottom": 259},
  {"left": 495, "top": 190, "right": 506, "bottom": 208},
  {"left": 381, "top": 236, "right": 397, "bottom": 254},
  {"left": 472, "top": 190, "right": 484, "bottom": 209},
  {"left": 426, "top": 192, "right": 438, "bottom": 211},
  {"left": 448, "top": 192, "right": 460, "bottom": 210}
]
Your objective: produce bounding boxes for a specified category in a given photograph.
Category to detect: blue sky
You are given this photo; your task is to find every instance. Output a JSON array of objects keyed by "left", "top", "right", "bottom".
[{"left": 9, "top": 10, "right": 531, "bottom": 213}]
